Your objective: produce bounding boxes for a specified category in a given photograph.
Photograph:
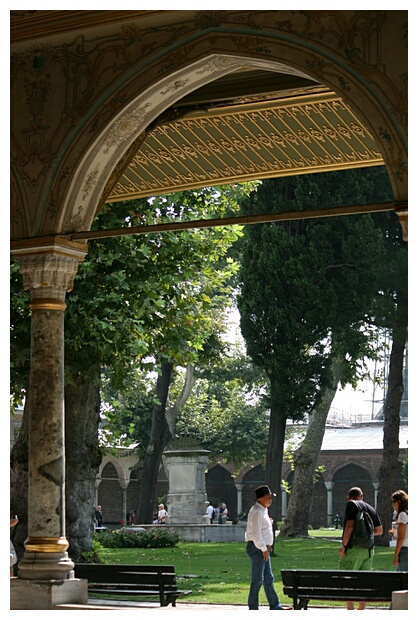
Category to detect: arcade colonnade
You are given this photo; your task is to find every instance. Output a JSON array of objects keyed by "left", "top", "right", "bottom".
[
  {"left": 97, "top": 451, "right": 406, "bottom": 529},
  {"left": 10, "top": 11, "right": 407, "bottom": 607}
]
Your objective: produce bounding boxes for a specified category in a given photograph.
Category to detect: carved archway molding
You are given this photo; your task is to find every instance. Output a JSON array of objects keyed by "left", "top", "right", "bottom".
[
  {"left": 11, "top": 19, "right": 407, "bottom": 244},
  {"left": 60, "top": 53, "right": 315, "bottom": 234},
  {"left": 49, "top": 37, "right": 406, "bottom": 240}
]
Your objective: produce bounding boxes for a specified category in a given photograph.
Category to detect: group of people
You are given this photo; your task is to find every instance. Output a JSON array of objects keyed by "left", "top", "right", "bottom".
[
  {"left": 245, "top": 484, "right": 408, "bottom": 611},
  {"left": 206, "top": 502, "right": 229, "bottom": 524}
]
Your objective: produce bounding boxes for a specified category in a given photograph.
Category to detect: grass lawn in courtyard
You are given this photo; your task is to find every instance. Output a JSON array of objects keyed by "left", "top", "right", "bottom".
[{"left": 97, "top": 531, "right": 395, "bottom": 607}]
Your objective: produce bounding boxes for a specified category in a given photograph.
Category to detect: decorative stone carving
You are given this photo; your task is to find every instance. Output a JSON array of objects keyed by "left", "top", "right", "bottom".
[{"left": 12, "top": 239, "right": 88, "bottom": 304}]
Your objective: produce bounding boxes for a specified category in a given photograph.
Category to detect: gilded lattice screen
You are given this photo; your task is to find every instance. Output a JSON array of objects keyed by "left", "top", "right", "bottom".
[{"left": 108, "top": 92, "right": 383, "bottom": 202}]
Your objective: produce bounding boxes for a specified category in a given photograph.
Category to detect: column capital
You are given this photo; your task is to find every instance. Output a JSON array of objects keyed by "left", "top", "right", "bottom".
[{"left": 11, "top": 237, "right": 88, "bottom": 309}]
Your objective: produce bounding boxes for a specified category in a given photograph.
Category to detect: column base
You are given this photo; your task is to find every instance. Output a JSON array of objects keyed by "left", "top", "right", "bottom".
[
  {"left": 17, "top": 551, "right": 74, "bottom": 580},
  {"left": 10, "top": 577, "right": 88, "bottom": 609}
]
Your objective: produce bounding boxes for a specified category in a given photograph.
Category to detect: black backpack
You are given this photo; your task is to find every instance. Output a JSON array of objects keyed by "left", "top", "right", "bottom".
[{"left": 350, "top": 500, "right": 375, "bottom": 550}]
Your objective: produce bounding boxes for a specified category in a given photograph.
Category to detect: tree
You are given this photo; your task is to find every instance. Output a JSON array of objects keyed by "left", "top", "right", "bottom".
[
  {"left": 374, "top": 212, "right": 408, "bottom": 545},
  {"left": 10, "top": 184, "right": 252, "bottom": 557},
  {"left": 237, "top": 168, "right": 391, "bottom": 531},
  {"left": 174, "top": 343, "right": 270, "bottom": 467}
]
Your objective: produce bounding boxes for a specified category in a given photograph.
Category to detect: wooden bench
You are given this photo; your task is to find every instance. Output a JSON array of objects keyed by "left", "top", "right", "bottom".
[
  {"left": 74, "top": 563, "right": 191, "bottom": 607},
  {"left": 281, "top": 569, "right": 408, "bottom": 610}
]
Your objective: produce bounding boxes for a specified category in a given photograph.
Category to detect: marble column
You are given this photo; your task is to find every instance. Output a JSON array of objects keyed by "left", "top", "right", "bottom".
[
  {"left": 119, "top": 479, "right": 130, "bottom": 525},
  {"left": 373, "top": 482, "right": 379, "bottom": 508},
  {"left": 235, "top": 483, "right": 244, "bottom": 516},
  {"left": 11, "top": 239, "right": 87, "bottom": 581},
  {"left": 325, "top": 481, "right": 334, "bottom": 527},
  {"left": 281, "top": 489, "right": 288, "bottom": 519}
]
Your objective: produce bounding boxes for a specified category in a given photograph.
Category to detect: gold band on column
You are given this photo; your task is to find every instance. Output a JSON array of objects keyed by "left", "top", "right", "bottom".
[
  {"left": 24, "top": 536, "right": 70, "bottom": 553},
  {"left": 30, "top": 298, "right": 67, "bottom": 311}
]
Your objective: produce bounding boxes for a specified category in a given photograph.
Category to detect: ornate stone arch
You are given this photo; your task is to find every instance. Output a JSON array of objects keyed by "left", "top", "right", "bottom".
[
  {"left": 20, "top": 20, "right": 404, "bottom": 239},
  {"left": 98, "top": 453, "right": 138, "bottom": 489}
]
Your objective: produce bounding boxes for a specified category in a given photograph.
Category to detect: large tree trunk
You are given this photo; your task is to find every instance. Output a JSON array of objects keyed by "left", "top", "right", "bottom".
[
  {"left": 65, "top": 367, "right": 102, "bottom": 561},
  {"left": 279, "top": 356, "right": 343, "bottom": 537},
  {"left": 166, "top": 363, "right": 196, "bottom": 434},
  {"left": 136, "top": 360, "right": 173, "bottom": 524},
  {"left": 376, "top": 313, "right": 407, "bottom": 546},
  {"left": 265, "top": 379, "right": 287, "bottom": 534}
]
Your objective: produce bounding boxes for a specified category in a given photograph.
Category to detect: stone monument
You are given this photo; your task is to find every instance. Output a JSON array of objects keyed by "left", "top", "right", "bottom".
[{"left": 162, "top": 438, "right": 210, "bottom": 525}]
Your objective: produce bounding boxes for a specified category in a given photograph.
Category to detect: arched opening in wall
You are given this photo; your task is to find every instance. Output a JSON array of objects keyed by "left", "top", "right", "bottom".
[
  {"left": 309, "top": 473, "right": 327, "bottom": 529},
  {"left": 71, "top": 55, "right": 400, "bottom": 515},
  {"left": 19, "top": 28, "right": 402, "bottom": 534},
  {"left": 98, "top": 461, "right": 123, "bottom": 525},
  {"left": 241, "top": 464, "right": 266, "bottom": 517},
  {"left": 57, "top": 44, "right": 402, "bottom": 530},
  {"left": 332, "top": 463, "right": 374, "bottom": 517},
  {"left": 206, "top": 464, "right": 237, "bottom": 522}
]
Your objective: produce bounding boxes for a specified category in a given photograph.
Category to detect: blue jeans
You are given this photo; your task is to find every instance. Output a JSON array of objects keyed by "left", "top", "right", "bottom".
[
  {"left": 246, "top": 541, "right": 281, "bottom": 610},
  {"left": 397, "top": 547, "right": 408, "bottom": 571}
]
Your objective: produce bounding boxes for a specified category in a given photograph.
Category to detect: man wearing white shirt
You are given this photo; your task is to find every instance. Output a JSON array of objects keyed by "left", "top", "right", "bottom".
[{"left": 246, "top": 485, "right": 288, "bottom": 610}]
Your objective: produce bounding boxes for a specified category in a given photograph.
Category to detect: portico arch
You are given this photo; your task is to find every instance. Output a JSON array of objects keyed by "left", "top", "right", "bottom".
[
  {"left": 10, "top": 10, "right": 407, "bottom": 608},
  {"left": 11, "top": 16, "right": 407, "bottom": 243},
  {"left": 62, "top": 45, "right": 406, "bottom": 239}
]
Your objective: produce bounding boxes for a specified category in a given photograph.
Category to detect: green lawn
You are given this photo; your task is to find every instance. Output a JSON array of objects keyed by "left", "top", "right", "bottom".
[{"left": 98, "top": 533, "right": 395, "bottom": 607}]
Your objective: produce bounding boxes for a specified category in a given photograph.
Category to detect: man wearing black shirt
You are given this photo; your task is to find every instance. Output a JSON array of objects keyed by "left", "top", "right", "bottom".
[{"left": 338, "top": 487, "right": 383, "bottom": 610}]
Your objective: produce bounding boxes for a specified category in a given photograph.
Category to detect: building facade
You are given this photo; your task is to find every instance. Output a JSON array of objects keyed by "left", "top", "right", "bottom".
[{"left": 92, "top": 422, "right": 408, "bottom": 528}]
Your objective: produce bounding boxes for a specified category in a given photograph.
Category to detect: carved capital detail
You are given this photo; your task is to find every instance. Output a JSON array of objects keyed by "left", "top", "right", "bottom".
[{"left": 11, "top": 238, "right": 87, "bottom": 305}]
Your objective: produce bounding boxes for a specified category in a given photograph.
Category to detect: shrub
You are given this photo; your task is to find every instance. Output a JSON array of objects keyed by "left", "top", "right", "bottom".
[
  {"left": 81, "top": 537, "right": 107, "bottom": 563},
  {"left": 96, "top": 527, "right": 180, "bottom": 549}
]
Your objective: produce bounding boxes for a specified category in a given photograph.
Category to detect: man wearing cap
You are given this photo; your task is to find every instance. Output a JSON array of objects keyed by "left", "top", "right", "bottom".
[{"left": 246, "top": 485, "right": 288, "bottom": 610}]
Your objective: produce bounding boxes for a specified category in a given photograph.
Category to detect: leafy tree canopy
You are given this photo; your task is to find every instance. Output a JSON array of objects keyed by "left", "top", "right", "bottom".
[
  {"left": 237, "top": 167, "right": 393, "bottom": 420},
  {"left": 10, "top": 184, "right": 256, "bottom": 408}
]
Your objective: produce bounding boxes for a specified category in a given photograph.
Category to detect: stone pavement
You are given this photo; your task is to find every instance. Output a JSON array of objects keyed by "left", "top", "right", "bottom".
[{"left": 56, "top": 599, "right": 357, "bottom": 612}]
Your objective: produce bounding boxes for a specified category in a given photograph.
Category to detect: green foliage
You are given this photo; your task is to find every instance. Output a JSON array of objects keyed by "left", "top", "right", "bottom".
[
  {"left": 99, "top": 367, "right": 156, "bottom": 454},
  {"left": 10, "top": 260, "right": 31, "bottom": 408},
  {"left": 237, "top": 167, "right": 393, "bottom": 421},
  {"left": 10, "top": 185, "right": 254, "bottom": 453},
  {"left": 174, "top": 346, "right": 269, "bottom": 466},
  {"left": 81, "top": 537, "right": 107, "bottom": 563},
  {"left": 66, "top": 192, "right": 244, "bottom": 377},
  {"left": 97, "top": 527, "right": 180, "bottom": 548}
]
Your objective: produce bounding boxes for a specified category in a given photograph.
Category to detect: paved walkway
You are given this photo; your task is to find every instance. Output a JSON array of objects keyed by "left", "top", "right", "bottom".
[{"left": 57, "top": 599, "right": 355, "bottom": 612}]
